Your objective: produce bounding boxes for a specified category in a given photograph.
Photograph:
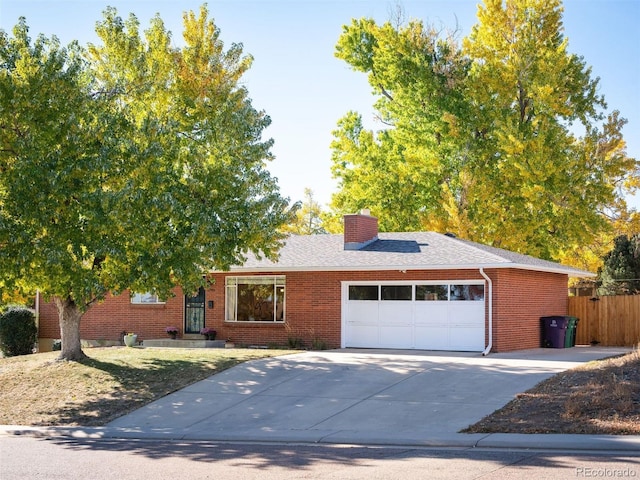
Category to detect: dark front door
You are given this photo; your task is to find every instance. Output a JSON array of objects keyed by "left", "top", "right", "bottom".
[{"left": 185, "top": 287, "right": 206, "bottom": 334}]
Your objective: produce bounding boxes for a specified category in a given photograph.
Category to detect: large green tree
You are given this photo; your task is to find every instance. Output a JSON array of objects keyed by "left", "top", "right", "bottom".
[
  {"left": 329, "top": 0, "right": 638, "bottom": 265},
  {"left": 329, "top": 17, "right": 471, "bottom": 233},
  {"left": 0, "top": 6, "right": 293, "bottom": 361}
]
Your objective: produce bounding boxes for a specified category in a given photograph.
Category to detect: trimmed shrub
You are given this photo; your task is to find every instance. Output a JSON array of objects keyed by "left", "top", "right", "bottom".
[{"left": 0, "top": 306, "right": 37, "bottom": 357}]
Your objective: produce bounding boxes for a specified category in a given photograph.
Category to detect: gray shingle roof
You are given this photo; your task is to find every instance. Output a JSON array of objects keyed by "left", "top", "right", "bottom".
[{"left": 229, "top": 232, "right": 594, "bottom": 277}]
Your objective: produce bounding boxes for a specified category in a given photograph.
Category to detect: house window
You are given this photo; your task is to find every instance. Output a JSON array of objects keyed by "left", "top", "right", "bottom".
[
  {"left": 450, "top": 284, "right": 484, "bottom": 301},
  {"left": 381, "top": 285, "right": 412, "bottom": 300},
  {"left": 348, "top": 285, "right": 379, "bottom": 301},
  {"left": 131, "top": 292, "right": 164, "bottom": 304},
  {"left": 415, "top": 285, "right": 448, "bottom": 301},
  {"left": 225, "top": 276, "right": 285, "bottom": 322}
]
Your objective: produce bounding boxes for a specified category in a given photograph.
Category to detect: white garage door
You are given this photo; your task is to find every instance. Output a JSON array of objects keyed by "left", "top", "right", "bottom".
[{"left": 342, "top": 281, "right": 485, "bottom": 351}]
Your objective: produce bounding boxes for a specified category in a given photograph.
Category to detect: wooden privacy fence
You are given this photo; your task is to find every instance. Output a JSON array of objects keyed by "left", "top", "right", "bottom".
[{"left": 568, "top": 295, "right": 640, "bottom": 347}]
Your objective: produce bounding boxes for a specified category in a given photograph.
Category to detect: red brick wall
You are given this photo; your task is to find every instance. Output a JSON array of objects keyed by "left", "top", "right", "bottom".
[
  {"left": 344, "top": 214, "right": 378, "bottom": 246},
  {"left": 38, "top": 300, "right": 61, "bottom": 339},
  {"left": 37, "top": 268, "right": 569, "bottom": 353},
  {"left": 38, "top": 289, "right": 185, "bottom": 343},
  {"left": 211, "top": 269, "right": 485, "bottom": 348},
  {"left": 490, "top": 269, "right": 568, "bottom": 352}
]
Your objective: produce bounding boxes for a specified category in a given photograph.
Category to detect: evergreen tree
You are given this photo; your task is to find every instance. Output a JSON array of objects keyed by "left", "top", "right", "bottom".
[{"left": 598, "top": 234, "right": 640, "bottom": 295}]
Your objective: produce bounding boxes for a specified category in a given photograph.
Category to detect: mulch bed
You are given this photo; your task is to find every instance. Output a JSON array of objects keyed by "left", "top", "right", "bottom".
[{"left": 463, "top": 350, "right": 640, "bottom": 435}]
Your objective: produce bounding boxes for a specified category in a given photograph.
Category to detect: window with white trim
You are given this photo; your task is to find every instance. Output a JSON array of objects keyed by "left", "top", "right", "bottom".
[
  {"left": 415, "top": 284, "right": 448, "bottom": 301},
  {"left": 225, "top": 276, "right": 285, "bottom": 322},
  {"left": 450, "top": 284, "right": 484, "bottom": 301},
  {"left": 347, "top": 282, "right": 484, "bottom": 302},
  {"left": 381, "top": 285, "right": 412, "bottom": 300},
  {"left": 131, "top": 292, "right": 165, "bottom": 304},
  {"left": 348, "top": 285, "right": 379, "bottom": 300}
]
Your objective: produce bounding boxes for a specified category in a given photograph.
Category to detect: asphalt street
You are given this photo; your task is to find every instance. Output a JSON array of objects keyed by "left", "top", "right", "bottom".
[{"left": 1, "top": 435, "right": 639, "bottom": 480}]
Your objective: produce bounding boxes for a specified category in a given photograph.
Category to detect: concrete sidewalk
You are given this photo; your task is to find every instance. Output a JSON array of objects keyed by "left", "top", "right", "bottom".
[{"left": 2, "top": 346, "right": 640, "bottom": 452}]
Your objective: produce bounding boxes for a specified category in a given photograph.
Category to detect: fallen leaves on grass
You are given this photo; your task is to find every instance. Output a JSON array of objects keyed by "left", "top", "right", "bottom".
[
  {"left": 463, "top": 349, "right": 640, "bottom": 435},
  {"left": 0, "top": 347, "right": 293, "bottom": 427}
]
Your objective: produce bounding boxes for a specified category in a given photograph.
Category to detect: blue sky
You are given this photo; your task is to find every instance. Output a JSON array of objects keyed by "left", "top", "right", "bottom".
[{"left": 1, "top": 0, "right": 638, "bottom": 211}]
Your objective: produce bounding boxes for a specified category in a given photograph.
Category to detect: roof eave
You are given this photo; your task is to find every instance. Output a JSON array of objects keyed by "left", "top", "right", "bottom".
[{"left": 215, "top": 263, "right": 595, "bottom": 278}]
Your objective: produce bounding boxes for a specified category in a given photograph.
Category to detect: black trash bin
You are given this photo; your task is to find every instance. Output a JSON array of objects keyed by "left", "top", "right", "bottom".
[{"left": 541, "top": 316, "right": 570, "bottom": 348}]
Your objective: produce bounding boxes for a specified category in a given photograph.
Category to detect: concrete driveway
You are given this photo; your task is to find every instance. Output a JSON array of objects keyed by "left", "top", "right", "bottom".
[{"left": 104, "top": 346, "right": 632, "bottom": 445}]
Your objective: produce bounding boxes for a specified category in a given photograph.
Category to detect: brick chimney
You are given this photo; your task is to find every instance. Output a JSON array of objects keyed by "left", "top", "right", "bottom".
[{"left": 344, "top": 209, "right": 378, "bottom": 250}]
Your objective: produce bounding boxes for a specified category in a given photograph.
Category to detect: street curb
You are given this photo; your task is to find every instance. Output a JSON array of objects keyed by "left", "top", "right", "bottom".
[
  {"left": 2, "top": 425, "right": 640, "bottom": 452},
  {"left": 476, "top": 433, "right": 640, "bottom": 452}
]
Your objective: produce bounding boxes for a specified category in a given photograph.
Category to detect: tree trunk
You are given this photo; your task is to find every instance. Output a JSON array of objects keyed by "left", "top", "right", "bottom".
[{"left": 54, "top": 296, "right": 87, "bottom": 362}]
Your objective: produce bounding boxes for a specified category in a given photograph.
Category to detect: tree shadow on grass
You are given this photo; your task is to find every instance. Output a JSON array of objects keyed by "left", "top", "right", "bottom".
[{"left": 40, "top": 356, "right": 241, "bottom": 426}]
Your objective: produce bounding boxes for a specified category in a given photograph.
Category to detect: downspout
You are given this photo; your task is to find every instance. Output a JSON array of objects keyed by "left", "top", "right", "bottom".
[{"left": 480, "top": 268, "right": 492, "bottom": 356}]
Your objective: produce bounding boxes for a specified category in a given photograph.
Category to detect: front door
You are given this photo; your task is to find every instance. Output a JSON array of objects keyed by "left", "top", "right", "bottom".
[{"left": 185, "top": 287, "right": 206, "bottom": 334}]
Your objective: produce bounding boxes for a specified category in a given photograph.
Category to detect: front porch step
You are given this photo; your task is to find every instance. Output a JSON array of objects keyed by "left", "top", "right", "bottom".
[{"left": 142, "top": 339, "right": 228, "bottom": 348}]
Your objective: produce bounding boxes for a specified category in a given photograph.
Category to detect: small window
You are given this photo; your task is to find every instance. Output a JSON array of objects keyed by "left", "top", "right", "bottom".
[
  {"left": 416, "top": 285, "right": 448, "bottom": 301},
  {"left": 381, "top": 285, "right": 412, "bottom": 301},
  {"left": 349, "top": 285, "right": 379, "bottom": 301},
  {"left": 450, "top": 284, "right": 484, "bottom": 301},
  {"left": 131, "top": 292, "right": 164, "bottom": 304}
]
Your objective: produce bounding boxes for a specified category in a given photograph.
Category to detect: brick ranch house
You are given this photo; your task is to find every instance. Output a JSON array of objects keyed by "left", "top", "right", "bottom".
[{"left": 37, "top": 211, "right": 593, "bottom": 353}]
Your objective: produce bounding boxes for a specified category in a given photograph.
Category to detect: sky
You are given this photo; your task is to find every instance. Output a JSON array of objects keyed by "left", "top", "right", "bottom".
[{"left": 1, "top": 0, "right": 639, "bottom": 211}]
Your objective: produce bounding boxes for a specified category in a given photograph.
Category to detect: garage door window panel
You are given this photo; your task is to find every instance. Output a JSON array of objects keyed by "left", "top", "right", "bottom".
[
  {"left": 381, "top": 285, "right": 412, "bottom": 301},
  {"left": 415, "top": 285, "right": 448, "bottom": 301},
  {"left": 450, "top": 284, "right": 484, "bottom": 301},
  {"left": 349, "top": 285, "right": 379, "bottom": 300}
]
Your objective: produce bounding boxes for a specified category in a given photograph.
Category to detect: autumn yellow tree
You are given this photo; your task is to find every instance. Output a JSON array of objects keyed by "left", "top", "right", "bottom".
[
  {"left": 462, "top": 0, "right": 637, "bottom": 260},
  {"left": 329, "top": 0, "right": 638, "bottom": 265},
  {"left": 281, "top": 188, "right": 326, "bottom": 235}
]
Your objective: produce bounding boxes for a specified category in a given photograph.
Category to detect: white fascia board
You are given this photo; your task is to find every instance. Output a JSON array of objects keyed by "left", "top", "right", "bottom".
[
  {"left": 499, "top": 263, "right": 596, "bottom": 278},
  {"left": 219, "top": 263, "right": 595, "bottom": 278}
]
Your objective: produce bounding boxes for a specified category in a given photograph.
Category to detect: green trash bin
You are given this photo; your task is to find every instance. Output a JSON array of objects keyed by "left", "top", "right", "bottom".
[{"left": 564, "top": 316, "right": 579, "bottom": 348}]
